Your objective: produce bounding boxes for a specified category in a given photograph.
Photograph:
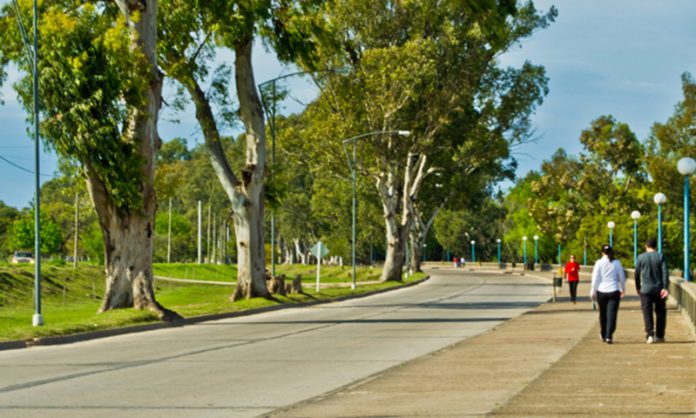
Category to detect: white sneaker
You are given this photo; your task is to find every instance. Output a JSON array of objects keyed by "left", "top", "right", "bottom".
[{"left": 646, "top": 336, "right": 655, "bottom": 344}]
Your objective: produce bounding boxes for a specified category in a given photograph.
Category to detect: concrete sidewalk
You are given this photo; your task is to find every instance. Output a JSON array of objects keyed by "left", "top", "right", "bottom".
[{"left": 271, "top": 276, "right": 696, "bottom": 417}]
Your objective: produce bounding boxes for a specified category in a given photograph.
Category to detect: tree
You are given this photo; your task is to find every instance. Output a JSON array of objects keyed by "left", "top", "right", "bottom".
[
  {"left": 158, "top": 0, "right": 332, "bottom": 299},
  {"left": 503, "top": 173, "right": 541, "bottom": 263},
  {"left": 645, "top": 73, "right": 696, "bottom": 272},
  {"left": 0, "top": 201, "right": 20, "bottom": 253},
  {"left": 0, "top": 1, "right": 179, "bottom": 320},
  {"left": 7, "top": 210, "right": 62, "bottom": 255},
  {"left": 302, "top": 0, "right": 555, "bottom": 280}
]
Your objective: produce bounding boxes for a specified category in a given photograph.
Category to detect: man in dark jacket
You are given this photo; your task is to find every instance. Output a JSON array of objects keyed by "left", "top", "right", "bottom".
[{"left": 635, "top": 238, "right": 670, "bottom": 343}]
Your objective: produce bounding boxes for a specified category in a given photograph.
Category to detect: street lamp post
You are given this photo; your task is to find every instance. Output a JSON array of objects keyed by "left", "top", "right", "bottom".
[
  {"left": 471, "top": 240, "right": 475, "bottom": 263},
  {"left": 533, "top": 235, "right": 539, "bottom": 266},
  {"left": 583, "top": 240, "right": 587, "bottom": 266},
  {"left": 678, "top": 157, "right": 696, "bottom": 281},
  {"left": 32, "top": 0, "right": 42, "bottom": 327},
  {"left": 607, "top": 221, "right": 615, "bottom": 247},
  {"left": 259, "top": 69, "right": 344, "bottom": 278},
  {"left": 631, "top": 211, "right": 641, "bottom": 267},
  {"left": 13, "top": 0, "right": 44, "bottom": 326},
  {"left": 654, "top": 192, "right": 667, "bottom": 253},
  {"left": 343, "top": 130, "right": 410, "bottom": 289},
  {"left": 522, "top": 236, "right": 528, "bottom": 269},
  {"left": 558, "top": 244, "right": 562, "bottom": 266},
  {"left": 497, "top": 238, "right": 501, "bottom": 264}
]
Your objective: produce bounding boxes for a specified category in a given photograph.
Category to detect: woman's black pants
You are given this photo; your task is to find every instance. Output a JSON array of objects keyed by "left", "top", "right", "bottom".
[
  {"left": 597, "top": 290, "right": 621, "bottom": 340},
  {"left": 568, "top": 280, "right": 579, "bottom": 302}
]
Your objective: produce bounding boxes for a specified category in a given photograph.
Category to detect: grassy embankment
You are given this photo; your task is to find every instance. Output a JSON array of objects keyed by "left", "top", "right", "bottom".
[
  {"left": 153, "top": 263, "right": 383, "bottom": 283},
  {"left": 0, "top": 261, "right": 425, "bottom": 342}
]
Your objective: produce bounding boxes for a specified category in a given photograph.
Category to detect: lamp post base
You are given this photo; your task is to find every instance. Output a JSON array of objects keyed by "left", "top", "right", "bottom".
[{"left": 32, "top": 314, "right": 43, "bottom": 327}]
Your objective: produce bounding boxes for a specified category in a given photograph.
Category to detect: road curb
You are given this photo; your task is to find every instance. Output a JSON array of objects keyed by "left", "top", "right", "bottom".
[{"left": 0, "top": 276, "right": 429, "bottom": 352}]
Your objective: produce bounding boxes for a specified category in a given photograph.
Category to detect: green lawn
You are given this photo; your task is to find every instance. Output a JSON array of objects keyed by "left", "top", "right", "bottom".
[
  {"left": 152, "top": 263, "right": 382, "bottom": 283},
  {"left": 0, "top": 263, "right": 426, "bottom": 343},
  {"left": 153, "top": 263, "right": 237, "bottom": 282}
]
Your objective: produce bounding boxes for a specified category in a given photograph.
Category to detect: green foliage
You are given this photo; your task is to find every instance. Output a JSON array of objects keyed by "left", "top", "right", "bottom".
[
  {"left": 7, "top": 210, "right": 63, "bottom": 255},
  {"left": 0, "top": 201, "right": 19, "bottom": 253},
  {"left": 3, "top": 2, "right": 150, "bottom": 212},
  {"left": 158, "top": 138, "right": 192, "bottom": 164}
]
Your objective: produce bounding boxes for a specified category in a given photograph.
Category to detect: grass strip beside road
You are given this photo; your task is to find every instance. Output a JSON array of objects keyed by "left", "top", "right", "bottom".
[
  {"left": 152, "top": 263, "right": 383, "bottom": 283},
  {"left": 0, "top": 262, "right": 425, "bottom": 343}
]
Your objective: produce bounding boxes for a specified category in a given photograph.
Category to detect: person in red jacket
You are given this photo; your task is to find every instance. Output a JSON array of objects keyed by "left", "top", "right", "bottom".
[{"left": 565, "top": 255, "right": 581, "bottom": 304}]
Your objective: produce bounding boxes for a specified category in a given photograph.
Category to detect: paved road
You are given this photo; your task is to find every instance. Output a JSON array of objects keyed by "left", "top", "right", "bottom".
[
  {"left": 278, "top": 274, "right": 696, "bottom": 417},
  {"left": 0, "top": 268, "right": 550, "bottom": 418}
]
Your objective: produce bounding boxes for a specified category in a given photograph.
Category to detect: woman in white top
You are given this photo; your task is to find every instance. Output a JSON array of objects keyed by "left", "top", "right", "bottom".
[{"left": 590, "top": 245, "right": 626, "bottom": 344}]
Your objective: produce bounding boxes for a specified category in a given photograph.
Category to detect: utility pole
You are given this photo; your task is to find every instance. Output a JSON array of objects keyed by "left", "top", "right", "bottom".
[
  {"left": 31, "top": 0, "right": 42, "bottom": 327},
  {"left": 197, "top": 201, "right": 202, "bottom": 264},
  {"left": 206, "top": 204, "right": 211, "bottom": 263},
  {"left": 73, "top": 193, "right": 79, "bottom": 268},
  {"left": 211, "top": 214, "right": 217, "bottom": 264},
  {"left": 167, "top": 197, "right": 172, "bottom": 264}
]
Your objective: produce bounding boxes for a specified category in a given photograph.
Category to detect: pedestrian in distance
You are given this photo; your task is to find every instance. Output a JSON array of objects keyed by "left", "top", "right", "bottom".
[
  {"left": 635, "top": 238, "right": 670, "bottom": 344},
  {"left": 453, "top": 256, "right": 458, "bottom": 268},
  {"left": 564, "top": 254, "right": 580, "bottom": 304},
  {"left": 590, "top": 245, "right": 625, "bottom": 344}
]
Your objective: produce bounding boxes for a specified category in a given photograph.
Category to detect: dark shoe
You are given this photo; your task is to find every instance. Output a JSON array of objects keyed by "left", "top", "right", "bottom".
[
  {"left": 655, "top": 337, "right": 665, "bottom": 343},
  {"left": 605, "top": 338, "right": 613, "bottom": 344}
]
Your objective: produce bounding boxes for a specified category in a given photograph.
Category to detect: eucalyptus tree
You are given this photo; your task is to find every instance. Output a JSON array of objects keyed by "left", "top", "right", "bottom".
[
  {"left": 0, "top": 0, "right": 180, "bottom": 319},
  {"left": 527, "top": 116, "right": 647, "bottom": 263},
  {"left": 503, "top": 172, "right": 542, "bottom": 262},
  {"left": 645, "top": 72, "right": 696, "bottom": 264},
  {"left": 158, "top": 0, "right": 332, "bottom": 299},
  {"left": 304, "top": 0, "right": 555, "bottom": 281},
  {"left": 528, "top": 149, "right": 583, "bottom": 248}
]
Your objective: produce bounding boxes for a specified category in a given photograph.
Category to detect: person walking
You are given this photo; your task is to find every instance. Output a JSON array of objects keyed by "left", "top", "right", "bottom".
[
  {"left": 590, "top": 245, "right": 625, "bottom": 344},
  {"left": 635, "top": 238, "right": 670, "bottom": 344},
  {"left": 564, "top": 255, "right": 581, "bottom": 303}
]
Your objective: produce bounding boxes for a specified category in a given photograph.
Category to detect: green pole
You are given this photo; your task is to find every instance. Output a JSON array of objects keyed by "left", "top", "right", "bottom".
[
  {"left": 32, "top": 0, "right": 42, "bottom": 327},
  {"left": 270, "top": 81, "right": 276, "bottom": 278},
  {"left": 685, "top": 176, "right": 691, "bottom": 281},
  {"left": 351, "top": 140, "right": 356, "bottom": 289}
]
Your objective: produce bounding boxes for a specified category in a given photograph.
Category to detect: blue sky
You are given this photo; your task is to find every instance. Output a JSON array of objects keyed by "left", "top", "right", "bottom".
[{"left": 1, "top": 0, "right": 696, "bottom": 208}]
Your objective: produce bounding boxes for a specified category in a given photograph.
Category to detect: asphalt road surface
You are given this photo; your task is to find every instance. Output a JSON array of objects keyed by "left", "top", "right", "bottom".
[{"left": 0, "top": 268, "right": 551, "bottom": 418}]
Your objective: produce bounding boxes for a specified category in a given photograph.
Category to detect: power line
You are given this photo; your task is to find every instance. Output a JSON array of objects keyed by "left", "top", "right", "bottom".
[{"left": 0, "top": 154, "right": 52, "bottom": 177}]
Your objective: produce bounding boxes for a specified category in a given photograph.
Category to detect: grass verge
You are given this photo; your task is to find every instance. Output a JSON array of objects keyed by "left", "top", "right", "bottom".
[
  {"left": 1, "top": 263, "right": 426, "bottom": 343},
  {"left": 152, "top": 263, "right": 382, "bottom": 283}
]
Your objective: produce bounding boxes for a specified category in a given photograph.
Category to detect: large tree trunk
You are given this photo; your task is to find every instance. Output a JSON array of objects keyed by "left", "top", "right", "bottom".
[
  {"left": 231, "top": 38, "right": 268, "bottom": 300},
  {"left": 378, "top": 152, "right": 431, "bottom": 281},
  {"left": 293, "top": 238, "right": 307, "bottom": 264},
  {"left": 382, "top": 215, "right": 408, "bottom": 281},
  {"left": 86, "top": 0, "right": 178, "bottom": 320},
  {"left": 409, "top": 214, "right": 424, "bottom": 273},
  {"left": 177, "top": 38, "right": 268, "bottom": 300}
]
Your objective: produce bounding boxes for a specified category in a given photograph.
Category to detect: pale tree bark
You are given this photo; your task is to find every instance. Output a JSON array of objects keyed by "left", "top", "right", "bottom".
[
  {"left": 378, "top": 151, "right": 431, "bottom": 281},
  {"left": 409, "top": 213, "right": 424, "bottom": 272},
  {"left": 410, "top": 206, "right": 440, "bottom": 273},
  {"left": 293, "top": 238, "right": 307, "bottom": 264},
  {"left": 175, "top": 37, "right": 268, "bottom": 300},
  {"left": 88, "top": 0, "right": 179, "bottom": 320},
  {"left": 230, "top": 38, "right": 268, "bottom": 299}
]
